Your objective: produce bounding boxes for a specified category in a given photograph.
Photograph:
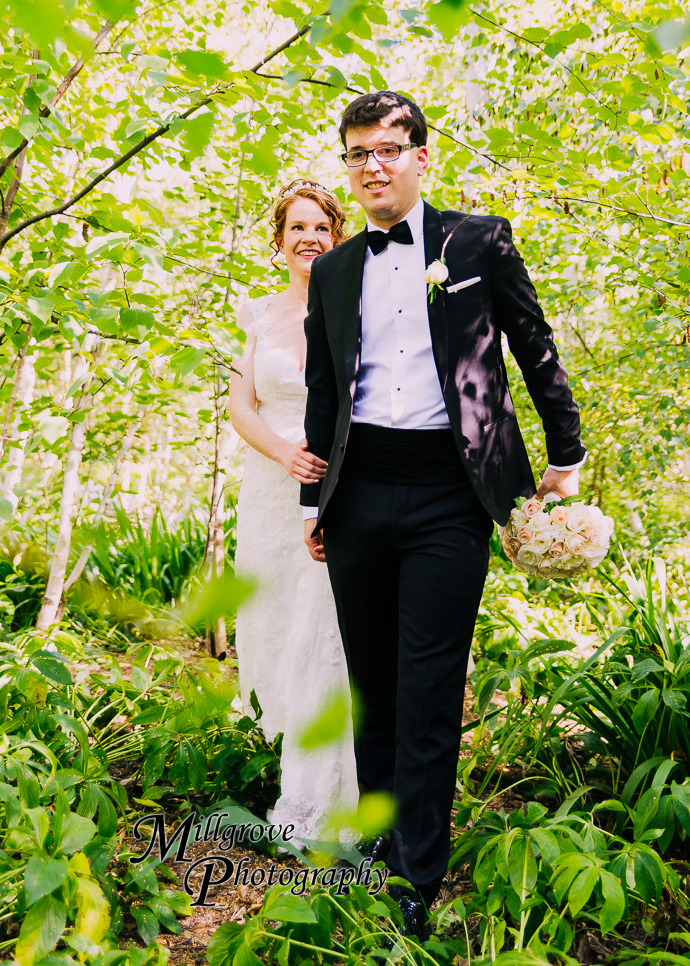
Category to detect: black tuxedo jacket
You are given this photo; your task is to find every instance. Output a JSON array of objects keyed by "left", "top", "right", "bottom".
[{"left": 300, "top": 202, "right": 585, "bottom": 528}]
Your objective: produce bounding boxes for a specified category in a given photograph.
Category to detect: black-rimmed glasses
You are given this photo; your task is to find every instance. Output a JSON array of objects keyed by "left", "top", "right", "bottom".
[{"left": 340, "top": 143, "right": 418, "bottom": 167}]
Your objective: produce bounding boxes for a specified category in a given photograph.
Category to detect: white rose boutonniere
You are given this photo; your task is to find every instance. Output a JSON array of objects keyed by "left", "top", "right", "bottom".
[{"left": 425, "top": 259, "right": 449, "bottom": 303}]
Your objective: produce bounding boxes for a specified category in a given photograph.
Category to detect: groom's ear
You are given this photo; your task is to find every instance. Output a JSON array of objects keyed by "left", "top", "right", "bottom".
[{"left": 416, "top": 146, "right": 430, "bottom": 175}]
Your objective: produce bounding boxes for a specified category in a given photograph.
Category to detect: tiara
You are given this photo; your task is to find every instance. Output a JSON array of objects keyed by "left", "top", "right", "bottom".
[{"left": 279, "top": 179, "right": 338, "bottom": 200}]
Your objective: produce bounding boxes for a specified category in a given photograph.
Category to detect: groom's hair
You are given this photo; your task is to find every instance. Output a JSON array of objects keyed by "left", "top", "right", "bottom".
[{"left": 339, "top": 91, "right": 427, "bottom": 148}]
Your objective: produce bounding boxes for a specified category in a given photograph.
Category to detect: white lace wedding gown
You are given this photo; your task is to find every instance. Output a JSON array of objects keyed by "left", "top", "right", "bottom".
[{"left": 234, "top": 295, "right": 358, "bottom": 843}]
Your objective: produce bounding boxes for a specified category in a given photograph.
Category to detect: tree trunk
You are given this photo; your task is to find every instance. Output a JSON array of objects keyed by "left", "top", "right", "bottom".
[
  {"left": 205, "top": 376, "right": 232, "bottom": 659},
  {"left": 63, "top": 410, "right": 145, "bottom": 594},
  {"left": 35, "top": 334, "right": 94, "bottom": 631},
  {"left": 2, "top": 333, "right": 37, "bottom": 512}
]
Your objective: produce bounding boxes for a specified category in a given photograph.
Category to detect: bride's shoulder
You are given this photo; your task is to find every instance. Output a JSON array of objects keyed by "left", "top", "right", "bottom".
[{"left": 237, "top": 293, "right": 280, "bottom": 339}]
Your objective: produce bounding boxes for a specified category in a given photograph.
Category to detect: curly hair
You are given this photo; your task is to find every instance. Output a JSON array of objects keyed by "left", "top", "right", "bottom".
[{"left": 270, "top": 180, "right": 347, "bottom": 264}]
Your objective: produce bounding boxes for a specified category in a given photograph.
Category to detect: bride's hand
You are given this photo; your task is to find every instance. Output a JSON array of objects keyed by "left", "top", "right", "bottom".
[{"left": 281, "top": 438, "right": 328, "bottom": 484}]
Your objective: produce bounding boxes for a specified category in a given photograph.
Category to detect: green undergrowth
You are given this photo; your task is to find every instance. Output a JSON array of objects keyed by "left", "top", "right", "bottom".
[
  {"left": 219, "top": 557, "right": 690, "bottom": 964},
  {"left": 0, "top": 627, "right": 280, "bottom": 966}
]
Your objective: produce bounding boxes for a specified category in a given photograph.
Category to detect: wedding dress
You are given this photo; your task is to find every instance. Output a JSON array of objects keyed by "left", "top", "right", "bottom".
[{"left": 233, "top": 294, "right": 359, "bottom": 843}]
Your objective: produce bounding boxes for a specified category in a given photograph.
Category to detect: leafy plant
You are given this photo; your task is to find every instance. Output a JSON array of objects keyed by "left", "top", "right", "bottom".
[
  {"left": 86, "top": 505, "right": 210, "bottom": 607},
  {"left": 448, "top": 795, "right": 684, "bottom": 958}
]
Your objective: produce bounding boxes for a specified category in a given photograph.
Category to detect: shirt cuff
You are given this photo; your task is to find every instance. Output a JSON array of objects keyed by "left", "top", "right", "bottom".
[
  {"left": 302, "top": 507, "right": 319, "bottom": 521},
  {"left": 548, "top": 449, "right": 588, "bottom": 472}
]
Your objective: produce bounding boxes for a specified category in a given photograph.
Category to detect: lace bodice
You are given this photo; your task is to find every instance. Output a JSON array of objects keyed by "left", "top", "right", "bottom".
[{"left": 244, "top": 295, "right": 307, "bottom": 445}]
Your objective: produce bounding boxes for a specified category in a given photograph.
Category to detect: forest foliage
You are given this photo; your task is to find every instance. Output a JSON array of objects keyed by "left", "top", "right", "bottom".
[{"left": 1, "top": 0, "right": 690, "bottom": 962}]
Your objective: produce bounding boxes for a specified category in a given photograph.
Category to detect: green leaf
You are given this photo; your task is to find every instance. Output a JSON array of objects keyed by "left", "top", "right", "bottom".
[
  {"left": 170, "top": 345, "right": 206, "bottom": 383},
  {"left": 55, "top": 813, "right": 97, "bottom": 856},
  {"left": 48, "top": 261, "right": 78, "bottom": 288},
  {"left": 263, "top": 891, "right": 317, "bottom": 923},
  {"left": 92, "top": 0, "right": 137, "bottom": 19},
  {"left": 183, "top": 111, "right": 215, "bottom": 159},
  {"left": 17, "top": 115, "right": 40, "bottom": 139},
  {"left": 427, "top": 0, "right": 472, "bottom": 39},
  {"left": 297, "top": 689, "right": 349, "bottom": 750},
  {"left": 662, "top": 689, "right": 687, "bottom": 714},
  {"left": 24, "top": 852, "right": 69, "bottom": 906},
  {"left": 120, "top": 308, "right": 155, "bottom": 338},
  {"left": 74, "top": 874, "right": 111, "bottom": 944},
  {"left": 10, "top": 0, "right": 66, "bottom": 47},
  {"left": 568, "top": 865, "right": 599, "bottom": 916},
  {"left": 599, "top": 870, "right": 625, "bottom": 934},
  {"left": 235, "top": 944, "right": 264, "bottom": 966},
  {"left": 0, "top": 126, "right": 24, "bottom": 150},
  {"left": 131, "top": 906, "right": 159, "bottom": 944},
  {"left": 26, "top": 297, "right": 54, "bottom": 323},
  {"left": 632, "top": 688, "right": 660, "bottom": 730},
  {"left": 206, "top": 922, "right": 246, "bottom": 966},
  {"left": 132, "top": 243, "right": 165, "bottom": 269},
  {"left": 31, "top": 656, "right": 72, "bottom": 685},
  {"left": 177, "top": 50, "right": 230, "bottom": 79},
  {"left": 15, "top": 895, "right": 67, "bottom": 966}
]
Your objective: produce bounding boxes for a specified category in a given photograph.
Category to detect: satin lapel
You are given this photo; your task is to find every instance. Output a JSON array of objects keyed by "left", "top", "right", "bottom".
[
  {"left": 423, "top": 202, "right": 448, "bottom": 392},
  {"left": 341, "top": 229, "right": 367, "bottom": 387}
]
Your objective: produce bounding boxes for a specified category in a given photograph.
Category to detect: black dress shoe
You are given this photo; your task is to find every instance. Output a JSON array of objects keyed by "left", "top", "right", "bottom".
[
  {"left": 388, "top": 885, "right": 431, "bottom": 942},
  {"left": 357, "top": 833, "right": 392, "bottom": 864}
]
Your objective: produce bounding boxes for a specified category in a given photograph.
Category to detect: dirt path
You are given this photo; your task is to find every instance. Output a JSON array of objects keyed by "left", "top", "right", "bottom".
[{"left": 119, "top": 680, "right": 492, "bottom": 966}]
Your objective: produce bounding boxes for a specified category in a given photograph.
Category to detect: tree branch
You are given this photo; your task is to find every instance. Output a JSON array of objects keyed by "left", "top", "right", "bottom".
[
  {"left": 0, "top": 23, "right": 115, "bottom": 181},
  {"left": 0, "top": 22, "right": 314, "bottom": 251}
]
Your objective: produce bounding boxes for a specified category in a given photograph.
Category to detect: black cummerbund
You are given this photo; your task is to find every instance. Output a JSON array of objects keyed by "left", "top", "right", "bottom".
[{"left": 342, "top": 422, "right": 467, "bottom": 484}]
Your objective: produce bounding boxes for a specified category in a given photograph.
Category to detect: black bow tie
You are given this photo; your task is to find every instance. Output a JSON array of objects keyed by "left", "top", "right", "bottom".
[{"left": 366, "top": 220, "right": 414, "bottom": 255}]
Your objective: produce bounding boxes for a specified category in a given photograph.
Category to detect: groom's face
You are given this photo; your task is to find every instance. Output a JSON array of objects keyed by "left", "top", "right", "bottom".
[{"left": 344, "top": 120, "right": 429, "bottom": 229}]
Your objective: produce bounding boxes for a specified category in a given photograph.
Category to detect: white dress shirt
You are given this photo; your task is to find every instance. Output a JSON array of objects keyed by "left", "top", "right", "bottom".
[
  {"left": 303, "top": 197, "right": 585, "bottom": 519},
  {"left": 353, "top": 198, "right": 449, "bottom": 429}
]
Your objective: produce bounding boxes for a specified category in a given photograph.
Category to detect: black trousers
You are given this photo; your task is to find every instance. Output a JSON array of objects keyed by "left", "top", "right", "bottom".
[{"left": 323, "top": 470, "right": 493, "bottom": 903}]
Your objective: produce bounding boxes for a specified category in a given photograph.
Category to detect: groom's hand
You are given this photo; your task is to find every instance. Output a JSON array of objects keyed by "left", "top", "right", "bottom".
[
  {"left": 535, "top": 467, "right": 579, "bottom": 501},
  {"left": 304, "top": 520, "right": 326, "bottom": 562}
]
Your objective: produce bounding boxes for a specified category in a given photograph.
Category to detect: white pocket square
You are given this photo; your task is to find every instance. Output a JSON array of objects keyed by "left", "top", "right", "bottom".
[{"left": 447, "top": 275, "right": 481, "bottom": 294}]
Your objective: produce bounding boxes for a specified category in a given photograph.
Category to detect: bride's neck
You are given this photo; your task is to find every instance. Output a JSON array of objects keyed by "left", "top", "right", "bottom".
[{"left": 285, "top": 274, "right": 309, "bottom": 306}]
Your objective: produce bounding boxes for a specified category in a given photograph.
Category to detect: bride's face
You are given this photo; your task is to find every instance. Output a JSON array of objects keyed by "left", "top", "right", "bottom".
[{"left": 279, "top": 197, "right": 334, "bottom": 280}]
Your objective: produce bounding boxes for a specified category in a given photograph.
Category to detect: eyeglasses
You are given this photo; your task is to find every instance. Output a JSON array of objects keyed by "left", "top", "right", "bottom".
[{"left": 340, "top": 143, "right": 418, "bottom": 167}]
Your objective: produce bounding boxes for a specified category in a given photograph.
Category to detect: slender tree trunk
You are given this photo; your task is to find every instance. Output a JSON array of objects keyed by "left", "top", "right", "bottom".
[
  {"left": 2, "top": 333, "right": 37, "bottom": 512},
  {"left": 63, "top": 411, "right": 145, "bottom": 594},
  {"left": 1, "top": 338, "right": 29, "bottom": 458},
  {"left": 205, "top": 375, "right": 232, "bottom": 659},
  {"left": 35, "top": 334, "right": 94, "bottom": 630}
]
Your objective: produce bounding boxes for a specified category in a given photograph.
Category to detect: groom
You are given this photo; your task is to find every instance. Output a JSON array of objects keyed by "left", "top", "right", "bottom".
[{"left": 300, "top": 92, "right": 585, "bottom": 932}]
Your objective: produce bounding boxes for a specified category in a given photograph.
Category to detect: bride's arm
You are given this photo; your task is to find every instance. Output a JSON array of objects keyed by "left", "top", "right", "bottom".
[{"left": 229, "top": 313, "right": 327, "bottom": 485}]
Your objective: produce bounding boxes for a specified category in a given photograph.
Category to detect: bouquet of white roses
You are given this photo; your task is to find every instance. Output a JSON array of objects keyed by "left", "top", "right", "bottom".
[{"left": 498, "top": 497, "right": 615, "bottom": 577}]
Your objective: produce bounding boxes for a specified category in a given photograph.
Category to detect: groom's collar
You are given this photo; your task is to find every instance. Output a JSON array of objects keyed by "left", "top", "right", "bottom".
[{"left": 365, "top": 197, "right": 424, "bottom": 244}]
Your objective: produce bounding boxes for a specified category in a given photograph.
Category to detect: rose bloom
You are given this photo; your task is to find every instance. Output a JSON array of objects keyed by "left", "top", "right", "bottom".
[
  {"left": 564, "top": 553, "right": 585, "bottom": 570},
  {"left": 530, "top": 511, "right": 552, "bottom": 531},
  {"left": 511, "top": 509, "right": 528, "bottom": 530},
  {"left": 522, "top": 498, "right": 543, "bottom": 519},
  {"left": 565, "top": 533, "right": 585, "bottom": 555},
  {"left": 549, "top": 524, "right": 567, "bottom": 543},
  {"left": 538, "top": 558, "right": 554, "bottom": 573},
  {"left": 565, "top": 504, "right": 590, "bottom": 532},
  {"left": 549, "top": 541, "right": 566, "bottom": 558},
  {"left": 550, "top": 505, "right": 568, "bottom": 526},
  {"left": 517, "top": 525, "right": 532, "bottom": 543},
  {"left": 529, "top": 531, "right": 552, "bottom": 554},
  {"left": 583, "top": 525, "right": 601, "bottom": 545},
  {"left": 426, "top": 260, "right": 449, "bottom": 285},
  {"left": 517, "top": 545, "right": 541, "bottom": 568}
]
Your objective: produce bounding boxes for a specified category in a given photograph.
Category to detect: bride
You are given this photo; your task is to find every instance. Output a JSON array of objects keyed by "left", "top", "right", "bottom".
[{"left": 229, "top": 180, "right": 358, "bottom": 846}]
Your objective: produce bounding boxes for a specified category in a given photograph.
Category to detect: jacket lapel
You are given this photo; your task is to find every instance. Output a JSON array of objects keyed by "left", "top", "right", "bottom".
[
  {"left": 341, "top": 229, "right": 367, "bottom": 387},
  {"left": 422, "top": 202, "right": 448, "bottom": 392}
]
